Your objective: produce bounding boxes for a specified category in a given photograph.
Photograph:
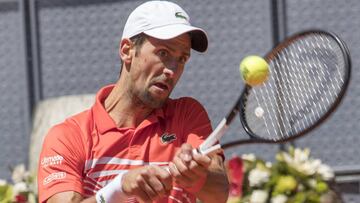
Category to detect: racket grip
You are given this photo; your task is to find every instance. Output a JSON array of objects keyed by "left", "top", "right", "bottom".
[
  {"left": 199, "top": 118, "right": 227, "bottom": 151},
  {"left": 194, "top": 144, "right": 222, "bottom": 155}
]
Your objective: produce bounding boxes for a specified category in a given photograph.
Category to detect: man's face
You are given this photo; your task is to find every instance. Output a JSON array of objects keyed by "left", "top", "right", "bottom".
[{"left": 128, "top": 33, "right": 191, "bottom": 108}]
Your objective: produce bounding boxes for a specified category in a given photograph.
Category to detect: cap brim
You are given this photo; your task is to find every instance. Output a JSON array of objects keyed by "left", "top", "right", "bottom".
[{"left": 144, "top": 24, "right": 208, "bottom": 52}]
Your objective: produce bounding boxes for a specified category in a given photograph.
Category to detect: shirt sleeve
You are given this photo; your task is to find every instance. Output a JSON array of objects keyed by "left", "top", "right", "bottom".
[
  {"left": 179, "top": 97, "right": 213, "bottom": 147},
  {"left": 37, "top": 122, "right": 86, "bottom": 203},
  {"left": 179, "top": 97, "right": 225, "bottom": 159}
]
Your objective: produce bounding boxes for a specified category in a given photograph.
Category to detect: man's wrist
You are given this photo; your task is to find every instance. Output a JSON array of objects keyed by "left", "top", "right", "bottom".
[{"left": 95, "top": 172, "right": 128, "bottom": 203}]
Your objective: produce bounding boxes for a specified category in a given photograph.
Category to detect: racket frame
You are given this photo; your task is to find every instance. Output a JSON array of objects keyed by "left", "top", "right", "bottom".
[{"left": 201, "top": 30, "right": 351, "bottom": 151}]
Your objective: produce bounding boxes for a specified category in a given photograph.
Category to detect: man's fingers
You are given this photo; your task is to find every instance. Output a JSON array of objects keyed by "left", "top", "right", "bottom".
[
  {"left": 158, "top": 168, "right": 173, "bottom": 192},
  {"left": 135, "top": 180, "right": 153, "bottom": 202},
  {"left": 188, "top": 160, "right": 208, "bottom": 177},
  {"left": 123, "top": 165, "right": 173, "bottom": 202},
  {"left": 173, "top": 148, "right": 211, "bottom": 177},
  {"left": 168, "top": 162, "right": 193, "bottom": 187},
  {"left": 137, "top": 176, "right": 159, "bottom": 201},
  {"left": 146, "top": 175, "right": 171, "bottom": 197},
  {"left": 168, "top": 143, "right": 215, "bottom": 189},
  {"left": 172, "top": 157, "right": 198, "bottom": 179},
  {"left": 143, "top": 166, "right": 173, "bottom": 197},
  {"left": 178, "top": 143, "right": 193, "bottom": 163},
  {"left": 192, "top": 151, "right": 211, "bottom": 168}
]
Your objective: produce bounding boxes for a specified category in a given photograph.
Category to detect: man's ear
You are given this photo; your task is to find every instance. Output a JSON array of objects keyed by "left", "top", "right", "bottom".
[{"left": 119, "top": 38, "right": 133, "bottom": 65}]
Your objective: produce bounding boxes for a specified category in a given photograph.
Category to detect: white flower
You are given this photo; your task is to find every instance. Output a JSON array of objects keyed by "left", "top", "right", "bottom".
[
  {"left": 12, "top": 164, "right": 29, "bottom": 183},
  {"left": 0, "top": 179, "right": 7, "bottom": 186},
  {"left": 317, "top": 164, "right": 334, "bottom": 181},
  {"left": 281, "top": 148, "right": 326, "bottom": 176},
  {"left": 293, "top": 148, "right": 310, "bottom": 162},
  {"left": 13, "top": 182, "right": 28, "bottom": 195},
  {"left": 249, "top": 168, "right": 270, "bottom": 187},
  {"left": 242, "top": 153, "right": 256, "bottom": 162},
  {"left": 281, "top": 152, "right": 295, "bottom": 166},
  {"left": 307, "top": 179, "right": 317, "bottom": 188},
  {"left": 298, "top": 183, "right": 305, "bottom": 191},
  {"left": 271, "top": 195, "right": 287, "bottom": 203},
  {"left": 250, "top": 190, "right": 268, "bottom": 203},
  {"left": 298, "top": 159, "right": 321, "bottom": 176},
  {"left": 27, "top": 193, "right": 37, "bottom": 203}
]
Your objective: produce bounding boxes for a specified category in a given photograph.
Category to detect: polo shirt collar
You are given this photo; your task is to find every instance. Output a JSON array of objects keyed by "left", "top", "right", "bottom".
[{"left": 92, "top": 84, "right": 168, "bottom": 134}]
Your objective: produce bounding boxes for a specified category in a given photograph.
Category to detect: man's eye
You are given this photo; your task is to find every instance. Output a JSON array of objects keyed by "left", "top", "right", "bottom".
[
  {"left": 158, "top": 50, "right": 169, "bottom": 58},
  {"left": 179, "top": 56, "right": 189, "bottom": 64}
]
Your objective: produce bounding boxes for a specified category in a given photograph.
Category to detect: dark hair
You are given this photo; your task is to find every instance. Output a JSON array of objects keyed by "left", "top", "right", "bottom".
[
  {"left": 119, "top": 33, "right": 147, "bottom": 76},
  {"left": 131, "top": 33, "right": 147, "bottom": 56}
]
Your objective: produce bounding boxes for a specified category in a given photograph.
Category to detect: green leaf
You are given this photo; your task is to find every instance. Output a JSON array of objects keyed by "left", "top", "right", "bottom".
[
  {"left": 291, "top": 192, "right": 306, "bottom": 203},
  {"left": 273, "top": 175, "right": 297, "bottom": 194},
  {"left": 0, "top": 185, "right": 13, "bottom": 203},
  {"left": 315, "top": 181, "right": 328, "bottom": 193},
  {"left": 306, "top": 191, "right": 321, "bottom": 203},
  {"left": 227, "top": 196, "right": 242, "bottom": 203}
]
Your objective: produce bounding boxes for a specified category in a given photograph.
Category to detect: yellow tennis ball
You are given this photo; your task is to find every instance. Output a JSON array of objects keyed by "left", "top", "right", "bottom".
[{"left": 239, "top": 55, "right": 269, "bottom": 86}]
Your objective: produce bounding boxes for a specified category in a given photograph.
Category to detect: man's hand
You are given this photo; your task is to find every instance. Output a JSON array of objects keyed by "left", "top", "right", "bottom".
[
  {"left": 122, "top": 165, "right": 172, "bottom": 202},
  {"left": 168, "top": 143, "right": 211, "bottom": 189}
]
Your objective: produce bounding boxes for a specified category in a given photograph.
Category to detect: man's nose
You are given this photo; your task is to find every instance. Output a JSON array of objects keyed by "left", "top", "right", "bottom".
[{"left": 163, "top": 61, "right": 178, "bottom": 78}]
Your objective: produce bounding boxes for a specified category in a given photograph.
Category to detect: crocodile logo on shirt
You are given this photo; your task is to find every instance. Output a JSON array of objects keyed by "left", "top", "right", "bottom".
[{"left": 161, "top": 133, "right": 177, "bottom": 144}]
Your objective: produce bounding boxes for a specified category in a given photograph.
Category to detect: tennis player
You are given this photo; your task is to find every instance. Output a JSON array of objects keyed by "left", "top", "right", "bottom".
[{"left": 38, "top": 1, "right": 229, "bottom": 202}]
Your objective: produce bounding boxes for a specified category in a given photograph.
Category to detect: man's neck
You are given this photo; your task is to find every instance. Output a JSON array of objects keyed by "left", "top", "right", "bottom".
[{"left": 104, "top": 82, "right": 153, "bottom": 128}]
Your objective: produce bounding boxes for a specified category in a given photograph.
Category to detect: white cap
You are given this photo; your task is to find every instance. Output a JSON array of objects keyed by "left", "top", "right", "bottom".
[{"left": 122, "top": 1, "right": 208, "bottom": 52}]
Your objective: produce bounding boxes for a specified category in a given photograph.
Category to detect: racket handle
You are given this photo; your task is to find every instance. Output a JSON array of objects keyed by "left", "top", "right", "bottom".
[
  {"left": 194, "top": 144, "right": 222, "bottom": 155},
  {"left": 198, "top": 118, "right": 227, "bottom": 152}
]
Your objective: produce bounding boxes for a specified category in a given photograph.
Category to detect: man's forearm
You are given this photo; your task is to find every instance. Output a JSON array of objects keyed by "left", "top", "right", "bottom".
[
  {"left": 46, "top": 191, "right": 96, "bottom": 203},
  {"left": 80, "top": 196, "right": 96, "bottom": 203},
  {"left": 197, "top": 155, "right": 229, "bottom": 203}
]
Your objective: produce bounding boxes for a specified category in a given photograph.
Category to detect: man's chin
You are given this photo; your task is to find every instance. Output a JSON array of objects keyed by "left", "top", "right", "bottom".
[
  {"left": 142, "top": 94, "right": 168, "bottom": 109},
  {"left": 149, "top": 98, "right": 167, "bottom": 109}
]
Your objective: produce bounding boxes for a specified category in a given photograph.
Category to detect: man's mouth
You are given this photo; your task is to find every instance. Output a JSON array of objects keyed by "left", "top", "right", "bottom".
[{"left": 153, "top": 82, "right": 170, "bottom": 91}]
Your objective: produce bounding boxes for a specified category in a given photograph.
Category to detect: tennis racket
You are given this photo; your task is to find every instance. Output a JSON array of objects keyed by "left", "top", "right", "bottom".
[{"left": 195, "top": 30, "right": 351, "bottom": 154}]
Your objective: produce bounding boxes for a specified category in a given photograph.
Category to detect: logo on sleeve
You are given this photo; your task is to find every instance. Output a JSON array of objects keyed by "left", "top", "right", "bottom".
[
  {"left": 41, "top": 155, "right": 64, "bottom": 168},
  {"left": 161, "top": 133, "right": 177, "bottom": 144},
  {"left": 43, "top": 172, "right": 66, "bottom": 185}
]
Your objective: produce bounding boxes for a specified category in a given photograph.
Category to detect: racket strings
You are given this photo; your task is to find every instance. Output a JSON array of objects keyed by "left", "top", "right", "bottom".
[
  {"left": 253, "top": 82, "right": 282, "bottom": 138},
  {"left": 244, "top": 33, "right": 347, "bottom": 140},
  {"left": 293, "top": 44, "right": 322, "bottom": 127}
]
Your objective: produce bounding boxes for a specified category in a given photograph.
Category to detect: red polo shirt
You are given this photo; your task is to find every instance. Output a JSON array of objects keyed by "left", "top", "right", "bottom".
[{"left": 38, "top": 85, "right": 213, "bottom": 203}]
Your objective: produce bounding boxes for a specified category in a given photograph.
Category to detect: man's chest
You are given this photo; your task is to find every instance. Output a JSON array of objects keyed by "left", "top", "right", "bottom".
[
  {"left": 84, "top": 125, "right": 183, "bottom": 182},
  {"left": 80, "top": 126, "right": 185, "bottom": 197}
]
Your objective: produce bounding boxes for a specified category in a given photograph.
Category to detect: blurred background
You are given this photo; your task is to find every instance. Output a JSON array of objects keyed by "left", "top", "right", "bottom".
[{"left": 0, "top": 0, "right": 359, "bottom": 201}]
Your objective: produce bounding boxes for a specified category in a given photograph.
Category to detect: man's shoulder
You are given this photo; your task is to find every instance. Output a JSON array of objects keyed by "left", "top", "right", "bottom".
[
  {"left": 46, "top": 109, "right": 93, "bottom": 141},
  {"left": 164, "top": 97, "right": 208, "bottom": 118},
  {"left": 65, "top": 108, "right": 92, "bottom": 126}
]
